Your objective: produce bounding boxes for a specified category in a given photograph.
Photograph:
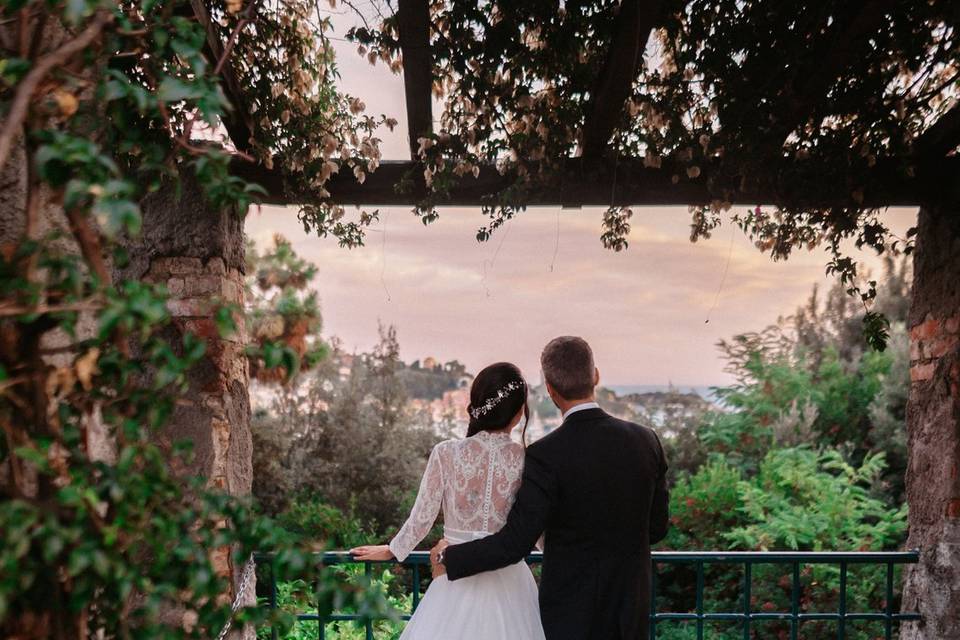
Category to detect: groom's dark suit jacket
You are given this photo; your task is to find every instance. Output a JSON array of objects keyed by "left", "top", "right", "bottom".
[{"left": 444, "top": 407, "right": 669, "bottom": 640}]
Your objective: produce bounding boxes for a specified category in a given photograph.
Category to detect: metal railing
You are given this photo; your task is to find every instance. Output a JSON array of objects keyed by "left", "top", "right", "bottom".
[{"left": 256, "top": 549, "right": 920, "bottom": 640}]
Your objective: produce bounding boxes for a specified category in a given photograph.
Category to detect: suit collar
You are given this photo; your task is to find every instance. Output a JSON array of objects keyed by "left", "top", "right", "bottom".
[
  {"left": 561, "top": 401, "right": 601, "bottom": 421},
  {"left": 561, "top": 406, "right": 607, "bottom": 426}
]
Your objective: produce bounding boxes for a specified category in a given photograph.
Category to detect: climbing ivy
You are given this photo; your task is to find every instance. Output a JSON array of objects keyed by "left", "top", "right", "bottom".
[{"left": 0, "top": 0, "right": 390, "bottom": 636}]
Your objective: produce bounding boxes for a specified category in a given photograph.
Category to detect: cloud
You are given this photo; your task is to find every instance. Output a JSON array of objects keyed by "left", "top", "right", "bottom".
[{"left": 246, "top": 205, "right": 917, "bottom": 386}]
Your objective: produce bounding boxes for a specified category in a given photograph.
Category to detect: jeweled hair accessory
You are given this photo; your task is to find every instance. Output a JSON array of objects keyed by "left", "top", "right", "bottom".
[{"left": 469, "top": 380, "right": 524, "bottom": 419}]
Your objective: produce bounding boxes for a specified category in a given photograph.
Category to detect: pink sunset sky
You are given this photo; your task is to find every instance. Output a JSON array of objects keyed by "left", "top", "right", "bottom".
[{"left": 244, "top": 6, "right": 918, "bottom": 387}]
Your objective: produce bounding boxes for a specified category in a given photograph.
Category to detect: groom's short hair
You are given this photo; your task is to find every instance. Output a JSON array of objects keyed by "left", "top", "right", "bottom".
[{"left": 541, "top": 336, "right": 596, "bottom": 400}]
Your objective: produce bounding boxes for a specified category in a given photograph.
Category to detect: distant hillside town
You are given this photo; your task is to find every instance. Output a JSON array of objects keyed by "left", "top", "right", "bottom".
[{"left": 251, "top": 349, "right": 717, "bottom": 443}]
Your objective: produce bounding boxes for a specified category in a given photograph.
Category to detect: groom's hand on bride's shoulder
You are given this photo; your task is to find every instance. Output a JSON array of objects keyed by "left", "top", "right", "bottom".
[{"left": 430, "top": 539, "right": 450, "bottom": 578}]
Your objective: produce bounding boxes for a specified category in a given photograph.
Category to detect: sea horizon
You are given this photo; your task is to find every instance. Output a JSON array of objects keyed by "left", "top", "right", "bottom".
[{"left": 605, "top": 384, "right": 721, "bottom": 402}]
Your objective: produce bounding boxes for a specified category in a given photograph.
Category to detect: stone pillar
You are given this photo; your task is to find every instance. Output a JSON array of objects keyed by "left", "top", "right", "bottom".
[
  {"left": 900, "top": 206, "right": 960, "bottom": 639},
  {"left": 118, "top": 171, "right": 253, "bottom": 626}
]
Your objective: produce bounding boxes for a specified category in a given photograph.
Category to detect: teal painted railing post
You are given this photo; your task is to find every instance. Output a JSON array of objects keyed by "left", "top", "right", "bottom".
[
  {"left": 317, "top": 560, "right": 325, "bottom": 640},
  {"left": 649, "top": 562, "right": 658, "bottom": 640},
  {"left": 695, "top": 560, "right": 705, "bottom": 640},
  {"left": 365, "top": 561, "right": 374, "bottom": 640},
  {"left": 838, "top": 560, "right": 848, "bottom": 640},
  {"left": 790, "top": 561, "right": 800, "bottom": 640},
  {"left": 885, "top": 562, "right": 895, "bottom": 640},
  {"left": 412, "top": 564, "right": 421, "bottom": 612},
  {"left": 742, "top": 562, "right": 752, "bottom": 640}
]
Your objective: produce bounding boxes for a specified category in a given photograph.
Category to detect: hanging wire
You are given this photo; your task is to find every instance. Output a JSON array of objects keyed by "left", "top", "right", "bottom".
[
  {"left": 705, "top": 222, "right": 735, "bottom": 324},
  {"left": 610, "top": 146, "right": 621, "bottom": 204},
  {"left": 549, "top": 208, "right": 560, "bottom": 272},
  {"left": 481, "top": 219, "right": 513, "bottom": 298},
  {"left": 379, "top": 209, "right": 392, "bottom": 302}
]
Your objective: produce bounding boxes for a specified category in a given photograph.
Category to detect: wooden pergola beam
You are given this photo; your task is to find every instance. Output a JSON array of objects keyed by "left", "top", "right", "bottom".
[
  {"left": 580, "top": 0, "right": 664, "bottom": 160},
  {"left": 397, "top": 0, "right": 433, "bottom": 157},
  {"left": 916, "top": 104, "right": 960, "bottom": 159},
  {"left": 232, "top": 156, "right": 959, "bottom": 209}
]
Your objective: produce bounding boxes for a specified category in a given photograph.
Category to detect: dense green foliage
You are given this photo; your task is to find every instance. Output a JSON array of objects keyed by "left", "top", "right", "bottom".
[
  {"left": 250, "top": 324, "right": 441, "bottom": 537},
  {"left": 246, "top": 235, "right": 329, "bottom": 382},
  {"left": 0, "top": 0, "right": 390, "bottom": 636},
  {"left": 257, "top": 566, "right": 410, "bottom": 640},
  {"left": 652, "top": 260, "right": 911, "bottom": 639}
]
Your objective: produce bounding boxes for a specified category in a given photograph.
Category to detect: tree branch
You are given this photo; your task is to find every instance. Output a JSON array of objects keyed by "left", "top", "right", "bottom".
[
  {"left": 63, "top": 207, "right": 110, "bottom": 285},
  {"left": 0, "top": 9, "right": 113, "bottom": 171},
  {"left": 0, "top": 301, "right": 104, "bottom": 318},
  {"left": 190, "top": 0, "right": 258, "bottom": 154}
]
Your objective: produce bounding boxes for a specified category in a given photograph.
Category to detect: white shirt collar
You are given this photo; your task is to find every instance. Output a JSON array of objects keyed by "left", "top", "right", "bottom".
[{"left": 562, "top": 401, "right": 601, "bottom": 421}]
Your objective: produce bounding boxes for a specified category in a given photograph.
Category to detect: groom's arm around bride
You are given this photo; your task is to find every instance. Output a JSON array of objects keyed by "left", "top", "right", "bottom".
[{"left": 434, "top": 336, "right": 669, "bottom": 640}]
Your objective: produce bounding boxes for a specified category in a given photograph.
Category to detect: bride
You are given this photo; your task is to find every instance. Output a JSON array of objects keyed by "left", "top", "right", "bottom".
[{"left": 350, "top": 362, "right": 546, "bottom": 640}]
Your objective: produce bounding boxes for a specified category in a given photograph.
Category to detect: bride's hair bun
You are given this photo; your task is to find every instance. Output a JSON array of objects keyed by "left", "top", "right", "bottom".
[{"left": 467, "top": 362, "right": 529, "bottom": 441}]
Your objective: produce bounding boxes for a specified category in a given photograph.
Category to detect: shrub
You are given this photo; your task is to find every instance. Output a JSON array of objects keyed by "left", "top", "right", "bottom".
[{"left": 275, "top": 499, "right": 374, "bottom": 550}]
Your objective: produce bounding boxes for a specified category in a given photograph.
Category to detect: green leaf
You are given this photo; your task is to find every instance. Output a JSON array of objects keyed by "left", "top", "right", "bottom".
[
  {"left": 92, "top": 193, "right": 142, "bottom": 237},
  {"left": 64, "top": 0, "right": 91, "bottom": 24},
  {"left": 92, "top": 550, "right": 110, "bottom": 577},
  {"left": 262, "top": 342, "right": 284, "bottom": 368},
  {"left": 43, "top": 535, "right": 65, "bottom": 563},
  {"left": 157, "top": 77, "right": 205, "bottom": 103},
  {"left": 67, "top": 550, "right": 91, "bottom": 577},
  {"left": 0, "top": 57, "right": 31, "bottom": 85},
  {"left": 214, "top": 305, "right": 238, "bottom": 338},
  {"left": 863, "top": 311, "right": 890, "bottom": 352},
  {"left": 14, "top": 446, "right": 48, "bottom": 470}
]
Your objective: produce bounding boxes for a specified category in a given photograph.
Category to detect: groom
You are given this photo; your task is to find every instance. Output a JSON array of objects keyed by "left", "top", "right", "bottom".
[{"left": 432, "top": 336, "right": 670, "bottom": 640}]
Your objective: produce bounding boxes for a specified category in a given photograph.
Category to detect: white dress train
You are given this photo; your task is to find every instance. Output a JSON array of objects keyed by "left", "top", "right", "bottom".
[{"left": 387, "top": 431, "right": 545, "bottom": 640}]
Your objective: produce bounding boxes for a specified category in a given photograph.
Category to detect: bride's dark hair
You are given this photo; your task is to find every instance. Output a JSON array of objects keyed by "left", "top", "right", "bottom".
[{"left": 466, "top": 362, "right": 530, "bottom": 444}]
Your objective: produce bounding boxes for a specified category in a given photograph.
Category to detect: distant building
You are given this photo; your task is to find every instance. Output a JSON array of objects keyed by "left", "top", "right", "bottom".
[
  {"left": 337, "top": 353, "right": 355, "bottom": 380},
  {"left": 409, "top": 386, "right": 471, "bottom": 436}
]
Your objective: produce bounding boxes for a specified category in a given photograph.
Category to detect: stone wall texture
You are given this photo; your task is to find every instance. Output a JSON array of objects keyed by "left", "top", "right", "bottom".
[
  {"left": 119, "top": 172, "right": 251, "bottom": 497},
  {"left": 901, "top": 206, "right": 960, "bottom": 640},
  {"left": 119, "top": 171, "right": 254, "bottom": 636}
]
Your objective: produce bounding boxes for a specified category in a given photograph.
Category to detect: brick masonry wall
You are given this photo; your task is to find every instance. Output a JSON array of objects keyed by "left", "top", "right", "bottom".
[
  {"left": 144, "top": 255, "right": 250, "bottom": 494},
  {"left": 901, "top": 207, "right": 960, "bottom": 640}
]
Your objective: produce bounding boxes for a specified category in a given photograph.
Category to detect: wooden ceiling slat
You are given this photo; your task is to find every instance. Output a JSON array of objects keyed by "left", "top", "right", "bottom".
[
  {"left": 580, "top": 0, "right": 664, "bottom": 160},
  {"left": 397, "top": 0, "right": 433, "bottom": 157}
]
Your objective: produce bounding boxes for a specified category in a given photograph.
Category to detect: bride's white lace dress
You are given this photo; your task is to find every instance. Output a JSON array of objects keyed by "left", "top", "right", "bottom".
[{"left": 388, "top": 431, "right": 545, "bottom": 640}]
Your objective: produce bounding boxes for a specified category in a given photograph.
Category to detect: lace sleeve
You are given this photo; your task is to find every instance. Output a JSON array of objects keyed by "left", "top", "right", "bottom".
[{"left": 388, "top": 443, "right": 445, "bottom": 562}]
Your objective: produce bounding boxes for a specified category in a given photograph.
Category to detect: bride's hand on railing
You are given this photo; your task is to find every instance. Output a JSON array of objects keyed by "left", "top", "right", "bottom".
[{"left": 349, "top": 545, "right": 394, "bottom": 561}]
